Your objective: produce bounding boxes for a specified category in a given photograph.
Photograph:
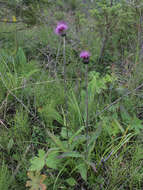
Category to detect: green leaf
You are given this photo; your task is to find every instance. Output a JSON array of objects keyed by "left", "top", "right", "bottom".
[
  {"left": 29, "top": 149, "right": 46, "bottom": 171},
  {"left": 130, "top": 116, "right": 143, "bottom": 133},
  {"left": 16, "top": 47, "right": 26, "bottom": 65},
  {"left": 112, "top": 119, "right": 125, "bottom": 134},
  {"left": 46, "top": 151, "right": 61, "bottom": 169},
  {"left": 78, "top": 162, "right": 87, "bottom": 181},
  {"left": 70, "top": 135, "right": 86, "bottom": 150},
  {"left": 58, "top": 151, "right": 83, "bottom": 158},
  {"left": 24, "top": 69, "right": 39, "bottom": 79},
  {"left": 88, "top": 125, "right": 102, "bottom": 146},
  {"left": 87, "top": 125, "right": 102, "bottom": 158},
  {"left": 38, "top": 149, "right": 46, "bottom": 158},
  {"left": 66, "top": 177, "right": 77, "bottom": 186},
  {"left": 7, "top": 138, "right": 14, "bottom": 153},
  {"left": 47, "top": 131, "right": 67, "bottom": 152},
  {"left": 69, "top": 126, "right": 84, "bottom": 144},
  {"left": 61, "top": 127, "right": 73, "bottom": 139},
  {"left": 120, "top": 105, "right": 131, "bottom": 122},
  {"left": 68, "top": 90, "right": 84, "bottom": 126}
]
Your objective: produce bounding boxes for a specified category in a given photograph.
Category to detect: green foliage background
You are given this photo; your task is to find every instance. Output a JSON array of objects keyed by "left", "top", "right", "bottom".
[{"left": 0, "top": 0, "right": 143, "bottom": 189}]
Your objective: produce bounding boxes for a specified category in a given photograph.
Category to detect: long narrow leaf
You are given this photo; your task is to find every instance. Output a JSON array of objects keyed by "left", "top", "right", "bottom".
[
  {"left": 47, "top": 131, "right": 67, "bottom": 152},
  {"left": 69, "top": 126, "right": 84, "bottom": 144}
]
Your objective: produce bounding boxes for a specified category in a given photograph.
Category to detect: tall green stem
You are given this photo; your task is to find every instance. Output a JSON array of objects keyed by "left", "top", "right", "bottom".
[
  {"left": 63, "top": 36, "right": 68, "bottom": 140},
  {"left": 85, "top": 64, "right": 89, "bottom": 159}
]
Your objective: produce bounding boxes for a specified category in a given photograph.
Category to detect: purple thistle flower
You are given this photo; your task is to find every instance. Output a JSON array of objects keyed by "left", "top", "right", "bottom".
[
  {"left": 80, "top": 51, "right": 91, "bottom": 64},
  {"left": 80, "top": 51, "right": 91, "bottom": 59},
  {"left": 55, "top": 21, "right": 68, "bottom": 36}
]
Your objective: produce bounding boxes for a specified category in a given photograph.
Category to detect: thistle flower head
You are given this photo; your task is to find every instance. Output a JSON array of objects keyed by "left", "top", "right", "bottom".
[
  {"left": 80, "top": 51, "right": 91, "bottom": 64},
  {"left": 55, "top": 21, "right": 68, "bottom": 36}
]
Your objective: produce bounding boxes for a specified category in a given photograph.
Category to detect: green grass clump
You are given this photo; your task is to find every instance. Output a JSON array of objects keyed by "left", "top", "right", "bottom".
[{"left": 0, "top": 161, "right": 11, "bottom": 190}]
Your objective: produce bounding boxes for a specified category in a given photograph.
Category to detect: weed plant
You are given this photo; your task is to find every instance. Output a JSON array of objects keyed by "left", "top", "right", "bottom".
[{"left": 0, "top": 0, "right": 143, "bottom": 190}]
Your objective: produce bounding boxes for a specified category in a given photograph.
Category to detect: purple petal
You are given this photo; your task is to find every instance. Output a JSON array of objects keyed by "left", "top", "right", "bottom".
[
  {"left": 80, "top": 51, "right": 91, "bottom": 59},
  {"left": 55, "top": 21, "right": 68, "bottom": 35}
]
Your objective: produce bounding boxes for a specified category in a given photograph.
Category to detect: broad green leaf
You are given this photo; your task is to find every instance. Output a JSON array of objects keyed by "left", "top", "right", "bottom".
[
  {"left": 29, "top": 149, "right": 46, "bottom": 171},
  {"left": 46, "top": 151, "right": 60, "bottom": 169},
  {"left": 30, "top": 157, "right": 45, "bottom": 172},
  {"left": 38, "top": 149, "right": 46, "bottom": 158},
  {"left": 66, "top": 177, "right": 77, "bottom": 186}
]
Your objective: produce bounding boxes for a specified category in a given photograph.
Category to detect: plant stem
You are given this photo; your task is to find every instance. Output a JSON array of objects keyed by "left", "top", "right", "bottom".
[
  {"left": 85, "top": 64, "right": 89, "bottom": 159},
  {"left": 55, "top": 40, "right": 62, "bottom": 78},
  {"left": 63, "top": 36, "right": 68, "bottom": 140}
]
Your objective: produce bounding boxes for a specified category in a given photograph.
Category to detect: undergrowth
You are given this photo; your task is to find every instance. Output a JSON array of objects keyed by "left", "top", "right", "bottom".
[{"left": 0, "top": 0, "right": 143, "bottom": 190}]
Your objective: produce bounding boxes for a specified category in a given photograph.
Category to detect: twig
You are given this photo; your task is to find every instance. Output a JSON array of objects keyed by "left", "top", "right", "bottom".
[{"left": 0, "top": 119, "right": 8, "bottom": 130}]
